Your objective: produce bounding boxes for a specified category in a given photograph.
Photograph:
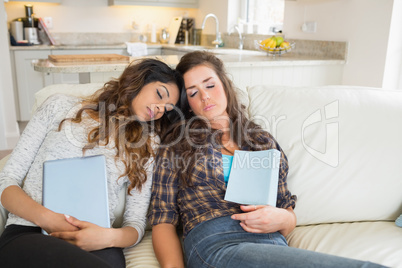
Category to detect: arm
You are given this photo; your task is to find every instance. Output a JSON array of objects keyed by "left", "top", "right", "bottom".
[
  {"left": 1, "top": 186, "right": 78, "bottom": 233},
  {"left": 0, "top": 95, "right": 79, "bottom": 233},
  {"left": 148, "top": 147, "right": 183, "bottom": 267},
  {"left": 152, "top": 223, "right": 184, "bottom": 268}
]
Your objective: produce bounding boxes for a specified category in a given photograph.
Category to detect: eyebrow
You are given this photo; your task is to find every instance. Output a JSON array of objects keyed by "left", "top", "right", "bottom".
[
  {"left": 186, "top": 77, "right": 212, "bottom": 90},
  {"left": 161, "top": 85, "right": 170, "bottom": 97}
]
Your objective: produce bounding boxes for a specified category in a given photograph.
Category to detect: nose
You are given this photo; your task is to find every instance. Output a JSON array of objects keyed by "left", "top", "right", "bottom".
[
  {"left": 200, "top": 89, "right": 210, "bottom": 102},
  {"left": 155, "top": 104, "right": 162, "bottom": 113}
]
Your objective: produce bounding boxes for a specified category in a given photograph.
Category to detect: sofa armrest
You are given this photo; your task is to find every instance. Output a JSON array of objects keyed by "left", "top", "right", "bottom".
[{"left": 0, "top": 155, "right": 10, "bottom": 234}]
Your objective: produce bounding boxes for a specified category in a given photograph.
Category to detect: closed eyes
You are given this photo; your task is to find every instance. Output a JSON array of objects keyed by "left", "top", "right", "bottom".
[{"left": 157, "top": 89, "right": 163, "bottom": 99}]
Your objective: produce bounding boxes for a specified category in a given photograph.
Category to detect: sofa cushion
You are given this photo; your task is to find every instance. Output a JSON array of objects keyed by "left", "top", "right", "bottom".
[
  {"left": 124, "top": 231, "right": 160, "bottom": 268},
  {"left": 247, "top": 85, "right": 402, "bottom": 225},
  {"left": 32, "top": 83, "right": 104, "bottom": 113},
  {"left": 287, "top": 221, "right": 402, "bottom": 268}
]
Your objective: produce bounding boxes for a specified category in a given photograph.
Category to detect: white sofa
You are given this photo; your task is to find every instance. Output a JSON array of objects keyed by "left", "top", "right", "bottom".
[{"left": 1, "top": 83, "right": 401, "bottom": 268}]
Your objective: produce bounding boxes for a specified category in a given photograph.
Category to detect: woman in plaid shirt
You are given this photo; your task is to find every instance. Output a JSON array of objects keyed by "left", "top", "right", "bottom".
[{"left": 148, "top": 51, "right": 384, "bottom": 268}]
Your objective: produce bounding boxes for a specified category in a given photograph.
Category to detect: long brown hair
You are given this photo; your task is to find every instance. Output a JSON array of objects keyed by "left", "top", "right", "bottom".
[
  {"left": 59, "top": 58, "right": 183, "bottom": 193},
  {"left": 163, "top": 51, "right": 272, "bottom": 186}
]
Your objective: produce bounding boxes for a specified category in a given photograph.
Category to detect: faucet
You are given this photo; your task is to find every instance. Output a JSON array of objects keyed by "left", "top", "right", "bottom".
[
  {"left": 229, "top": 25, "right": 245, "bottom": 50},
  {"left": 201, "top": 13, "right": 221, "bottom": 48}
]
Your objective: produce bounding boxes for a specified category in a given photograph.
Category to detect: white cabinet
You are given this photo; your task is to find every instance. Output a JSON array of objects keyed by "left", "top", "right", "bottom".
[
  {"left": 227, "top": 64, "right": 343, "bottom": 92},
  {"left": 108, "top": 0, "right": 198, "bottom": 8},
  {"left": 11, "top": 50, "right": 53, "bottom": 121},
  {"left": 11, "top": 47, "right": 127, "bottom": 121}
]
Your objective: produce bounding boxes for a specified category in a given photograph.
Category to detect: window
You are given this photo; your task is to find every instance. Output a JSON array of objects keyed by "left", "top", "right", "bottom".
[{"left": 238, "top": 0, "right": 285, "bottom": 35}]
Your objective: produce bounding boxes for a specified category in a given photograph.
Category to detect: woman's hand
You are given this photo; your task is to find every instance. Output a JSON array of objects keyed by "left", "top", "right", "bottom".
[
  {"left": 50, "top": 215, "right": 114, "bottom": 251},
  {"left": 40, "top": 212, "right": 79, "bottom": 234},
  {"left": 231, "top": 205, "right": 296, "bottom": 236}
]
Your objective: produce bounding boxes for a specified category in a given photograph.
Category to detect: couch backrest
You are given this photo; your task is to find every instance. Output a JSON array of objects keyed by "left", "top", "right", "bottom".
[{"left": 247, "top": 85, "right": 402, "bottom": 226}]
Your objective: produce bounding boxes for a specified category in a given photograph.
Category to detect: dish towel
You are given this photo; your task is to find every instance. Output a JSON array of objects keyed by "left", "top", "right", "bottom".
[{"left": 125, "top": 42, "right": 148, "bottom": 57}]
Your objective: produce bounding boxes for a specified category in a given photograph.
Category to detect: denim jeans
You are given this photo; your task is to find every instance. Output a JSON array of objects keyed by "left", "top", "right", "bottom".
[{"left": 183, "top": 216, "right": 386, "bottom": 268}]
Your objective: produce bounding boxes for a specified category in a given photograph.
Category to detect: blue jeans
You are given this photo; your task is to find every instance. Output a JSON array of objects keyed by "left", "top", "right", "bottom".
[{"left": 183, "top": 216, "right": 386, "bottom": 268}]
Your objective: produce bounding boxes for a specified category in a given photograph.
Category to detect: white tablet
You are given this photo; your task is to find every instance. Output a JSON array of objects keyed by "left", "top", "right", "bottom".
[{"left": 42, "top": 155, "right": 110, "bottom": 231}]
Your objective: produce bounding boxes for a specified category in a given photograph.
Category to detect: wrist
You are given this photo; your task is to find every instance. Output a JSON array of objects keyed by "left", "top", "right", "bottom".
[
  {"left": 279, "top": 207, "right": 296, "bottom": 236},
  {"left": 33, "top": 205, "right": 51, "bottom": 227}
]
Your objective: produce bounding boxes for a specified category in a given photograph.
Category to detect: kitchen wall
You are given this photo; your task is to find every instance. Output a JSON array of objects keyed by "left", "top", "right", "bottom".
[
  {"left": 5, "top": 0, "right": 198, "bottom": 34},
  {"left": 283, "top": 0, "right": 401, "bottom": 88}
]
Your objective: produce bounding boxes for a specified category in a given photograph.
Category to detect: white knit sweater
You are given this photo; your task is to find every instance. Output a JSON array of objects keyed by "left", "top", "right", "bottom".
[{"left": 0, "top": 94, "right": 154, "bottom": 246}]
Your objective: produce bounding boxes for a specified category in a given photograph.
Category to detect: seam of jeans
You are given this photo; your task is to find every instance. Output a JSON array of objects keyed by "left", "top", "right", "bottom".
[
  {"left": 192, "top": 247, "right": 217, "bottom": 268},
  {"left": 186, "top": 230, "right": 243, "bottom": 267},
  {"left": 269, "top": 233, "right": 280, "bottom": 245}
]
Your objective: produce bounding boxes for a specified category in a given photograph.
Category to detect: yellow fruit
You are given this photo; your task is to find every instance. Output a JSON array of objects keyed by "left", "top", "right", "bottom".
[
  {"left": 267, "top": 39, "right": 277, "bottom": 51},
  {"left": 260, "top": 38, "right": 272, "bottom": 46},
  {"left": 280, "top": 41, "right": 290, "bottom": 50}
]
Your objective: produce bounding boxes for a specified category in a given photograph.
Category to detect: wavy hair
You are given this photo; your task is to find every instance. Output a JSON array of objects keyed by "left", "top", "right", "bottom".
[
  {"left": 162, "top": 51, "right": 270, "bottom": 186},
  {"left": 59, "top": 58, "right": 183, "bottom": 193}
]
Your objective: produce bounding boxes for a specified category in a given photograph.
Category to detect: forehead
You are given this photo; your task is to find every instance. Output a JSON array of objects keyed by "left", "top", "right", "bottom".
[{"left": 183, "top": 65, "right": 217, "bottom": 85}]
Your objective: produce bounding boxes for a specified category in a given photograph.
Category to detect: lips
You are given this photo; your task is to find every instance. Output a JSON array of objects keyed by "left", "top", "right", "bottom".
[
  {"left": 203, "top": 104, "right": 215, "bottom": 111},
  {"left": 147, "top": 107, "right": 155, "bottom": 119}
]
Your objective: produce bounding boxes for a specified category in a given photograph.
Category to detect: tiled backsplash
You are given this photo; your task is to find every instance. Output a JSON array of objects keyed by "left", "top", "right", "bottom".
[{"left": 50, "top": 32, "right": 348, "bottom": 60}]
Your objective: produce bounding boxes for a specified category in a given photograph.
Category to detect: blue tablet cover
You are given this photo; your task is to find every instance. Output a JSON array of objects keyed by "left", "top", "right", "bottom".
[
  {"left": 42, "top": 155, "right": 110, "bottom": 229},
  {"left": 224, "top": 149, "right": 280, "bottom": 206}
]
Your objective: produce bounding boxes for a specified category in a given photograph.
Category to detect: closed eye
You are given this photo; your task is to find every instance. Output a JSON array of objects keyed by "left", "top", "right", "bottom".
[
  {"left": 190, "top": 91, "right": 198, "bottom": 97},
  {"left": 157, "top": 89, "right": 163, "bottom": 99},
  {"left": 206, "top": 85, "right": 215, "bottom": 89}
]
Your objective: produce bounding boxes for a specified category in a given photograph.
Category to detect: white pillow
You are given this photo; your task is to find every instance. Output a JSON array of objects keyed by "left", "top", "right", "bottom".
[
  {"left": 247, "top": 85, "right": 402, "bottom": 225},
  {"left": 33, "top": 83, "right": 104, "bottom": 113}
]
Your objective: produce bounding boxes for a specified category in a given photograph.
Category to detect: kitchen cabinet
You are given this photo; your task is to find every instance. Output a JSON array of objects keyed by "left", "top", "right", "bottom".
[
  {"left": 11, "top": 50, "right": 53, "bottom": 121},
  {"left": 227, "top": 64, "right": 343, "bottom": 91},
  {"left": 108, "top": 0, "right": 198, "bottom": 8},
  {"left": 10, "top": 47, "right": 126, "bottom": 121}
]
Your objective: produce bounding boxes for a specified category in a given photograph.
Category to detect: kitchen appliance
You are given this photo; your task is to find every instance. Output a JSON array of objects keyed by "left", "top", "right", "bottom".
[
  {"left": 14, "top": 5, "right": 39, "bottom": 28},
  {"left": 10, "top": 21, "right": 24, "bottom": 42},
  {"left": 24, "top": 27, "right": 40, "bottom": 45},
  {"left": 13, "top": 4, "right": 41, "bottom": 44}
]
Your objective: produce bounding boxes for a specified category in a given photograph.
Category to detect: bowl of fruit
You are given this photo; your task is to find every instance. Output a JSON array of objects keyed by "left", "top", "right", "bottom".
[{"left": 255, "top": 36, "right": 295, "bottom": 56}]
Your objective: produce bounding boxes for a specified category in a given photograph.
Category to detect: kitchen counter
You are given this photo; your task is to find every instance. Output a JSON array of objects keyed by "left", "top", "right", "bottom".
[
  {"left": 32, "top": 44, "right": 345, "bottom": 74},
  {"left": 11, "top": 39, "right": 347, "bottom": 122}
]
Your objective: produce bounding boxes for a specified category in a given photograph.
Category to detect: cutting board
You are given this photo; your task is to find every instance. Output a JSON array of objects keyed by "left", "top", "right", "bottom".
[
  {"left": 168, "top": 16, "right": 182, "bottom": 45},
  {"left": 48, "top": 54, "right": 130, "bottom": 63}
]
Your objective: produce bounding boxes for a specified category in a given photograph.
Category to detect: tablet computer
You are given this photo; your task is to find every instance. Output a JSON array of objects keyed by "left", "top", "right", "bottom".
[{"left": 42, "top": 155, "right": 110, "bottom": 232}]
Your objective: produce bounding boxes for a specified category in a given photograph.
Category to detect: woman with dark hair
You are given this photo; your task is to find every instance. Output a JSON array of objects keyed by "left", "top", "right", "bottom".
[
  {"left": 148, "top": 51, "right": 384, "bottom": 268},
  {"left": 0, "top": 58, "right": 182, "bottom": 268}
]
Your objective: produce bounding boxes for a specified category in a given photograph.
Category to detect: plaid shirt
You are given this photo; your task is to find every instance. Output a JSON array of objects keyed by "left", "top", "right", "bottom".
[{"left": 148, "top": 131, "right": 297, "bottom": 238}]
